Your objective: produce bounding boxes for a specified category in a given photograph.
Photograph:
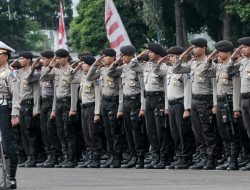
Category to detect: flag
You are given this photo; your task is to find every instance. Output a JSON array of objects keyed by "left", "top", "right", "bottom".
[
  {"left": 58, "top": 0, "right": 68, "bottom": 50},
  {"left": 105, "top": 0, "right": 131, "bottom": 54}
]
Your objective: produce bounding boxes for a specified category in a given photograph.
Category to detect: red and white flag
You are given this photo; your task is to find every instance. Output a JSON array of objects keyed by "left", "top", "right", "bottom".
[
  {"left": 105, "top": 0, "right": 131, "bottom": 54},
  {"left": 58, "top": 0, "right": 68, "bottom": 50}
]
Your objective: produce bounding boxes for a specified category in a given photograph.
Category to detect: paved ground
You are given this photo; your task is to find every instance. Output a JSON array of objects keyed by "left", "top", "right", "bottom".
[{"left": 15, "top": 168, "right": 250, "bottom": 190}]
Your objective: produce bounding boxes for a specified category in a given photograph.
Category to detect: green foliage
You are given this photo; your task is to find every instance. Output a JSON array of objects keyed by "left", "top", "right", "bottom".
[{"left": 227, "top": 0, "right": 250, "bottom": 22}]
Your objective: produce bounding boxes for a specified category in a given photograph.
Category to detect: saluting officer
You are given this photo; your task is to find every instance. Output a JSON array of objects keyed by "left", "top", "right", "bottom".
[
  {"left": 41, "top": 49, "right": 78, "bottom": 168},
  {"left": 87, "top": 48, "right": 124, "bottom": 168},
  {"left": 173, "top": 38, "right": 218, "bottom": 170},
  {"left": 107, "top": 45, "right": 149, "bottom": 169}
]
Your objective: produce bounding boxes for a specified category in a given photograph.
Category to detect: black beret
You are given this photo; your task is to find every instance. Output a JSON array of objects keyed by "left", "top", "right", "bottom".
[
  {"left": 55, "top": 48, "right": 69, "bottom": 57},
  {"left": 101, "top": 48, "right": 116, "bottom": 57},
  {"left": 120, "top": 45, "right": 136, "bottom": 55},
  {"left": 80, "top": 55, "right": 96, "bottom": 66},
  {"left": 19, "top": 51, "right": 33, "bottom": 59},
  {"left": 167, "top": 46, "right": 185, "bottom": 55},
  {"left": 214, "top": 40, "right": 233, "bottom": 52},
  {"left": 40, "top": 51, "right": 54, "bottom": 58},
  {"left": 191, "top": 38, "right": 207, "bottom": 47},
  {"left": 238, "top": 37, "right": 250, "bottom": 46},
  {"left": 148, "top": 43, "right": 164, "bottom": 55},
  {"left": 78, "top": 51, "right": 93, "bottom": 60},
  {"left": 161, "top": 49, "right": 168, "bottom": 57}
]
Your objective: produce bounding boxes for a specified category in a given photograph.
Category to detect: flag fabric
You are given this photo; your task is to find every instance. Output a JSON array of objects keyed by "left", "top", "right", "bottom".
[
  {"left": 105, "top": 0, "right": 132, "bottom": 54},
  {"left": 58, "top": 0, "right": 68, "bottom": 50}
]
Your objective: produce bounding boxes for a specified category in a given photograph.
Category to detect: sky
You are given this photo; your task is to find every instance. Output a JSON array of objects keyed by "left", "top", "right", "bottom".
[{"left": 72, "top": 0, "right": 79, "bottom": 16}]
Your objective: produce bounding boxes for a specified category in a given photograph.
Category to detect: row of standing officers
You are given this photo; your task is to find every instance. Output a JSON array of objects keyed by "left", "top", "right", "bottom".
[{"left": 1, "top": 36, "right": 250, "bottom": 188}]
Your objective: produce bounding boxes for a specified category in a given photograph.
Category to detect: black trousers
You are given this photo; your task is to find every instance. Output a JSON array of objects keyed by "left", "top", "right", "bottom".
[
  {"left": 81, "top": 103, "right": 103, "bottom": 155},
  {"left": 0, "top": 105, "right": 18, "bottom": 178},
  {"left": 241, "top": 97, "right": 250, "bottom": 138},
  {"left": 123, "top": 95, "right": 148, "bottom": 156},
  {"left": 19, "top": 99, "right": 39, "bottom": 157},
  {"left": 145, "top": 92, "right": 174, "bottom": 156},
  {"left": 191, "top": 96, "right": 217, "bottom": 158},
  {"left": 216, "top": 98, "right": 241, "bottom": 158},
  {"left": 168, "top": 99, "right": 194, "bottom": 158},
  {"left": 40, "top": 97, "right": 61, "bottom": 156},
  {"left": 101, "top": 96, "right": 123, "bottom": 156},
  {"left": 56, "top": 98, "right": 77, "bottom": 160}
]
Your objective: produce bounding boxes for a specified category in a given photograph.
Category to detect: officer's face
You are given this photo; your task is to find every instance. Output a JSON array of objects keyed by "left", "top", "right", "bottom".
[
  {"left": 19, "top": 57, "right": 30, "bottom": 67},
  {"left": 148, "top": 51, "right": 160, "bottom": 62},
  {"left": 218, "top": 51, "right": 230, "bottom": 62},
  {"left": 241, "top": 45, "right": 250, "bottom": 57},
  {"left": 192, "top": 45, "right": 205, "bottom": 57},
  {"left": 41, "top": 57, "right": 52, "bottom": 67},
  {"left": 0, "top": 53, "right": 8, "bottom": 65},
  {"left": 102, "top": 55, "right": 115, "bottom": 66},
  {"left": 56, "top": 57, "right": 68, "bottom": 66},
  {"left": 81, "top": 62, "right": 90, "bottom": 73},
  {"left": 122, "top": 55, "right": 133, "bottom": 64}
]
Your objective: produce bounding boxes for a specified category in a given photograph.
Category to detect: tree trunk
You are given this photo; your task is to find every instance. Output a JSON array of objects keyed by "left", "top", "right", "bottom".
[{"left": 222, "top": 10, "right": 231, "bottom": 40}]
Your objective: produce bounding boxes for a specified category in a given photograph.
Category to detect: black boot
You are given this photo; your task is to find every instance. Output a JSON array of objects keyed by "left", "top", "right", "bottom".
[
  {"left": 25, "top": 155, "right": 37, "bottom": 168},
  {"left": 54, "top": 155, "right": 68, "bottom": 168},
  {"left": 144, "top": 153, "right": 159, "bottom": 169},
  {"left": 87, "top": 154, "right": 101, "bottom": 168},
  {"left": 241, "top": 162, "right": 250, "bottom": 171},
  {"left": 43, "top": 153, "right": 58, "bottom": 168},
  {"left": 216, "top": 157, "right": 230, "bottom": 170},
  {"left": 78, "top": 152, "right": 93, "bottom": 168},
  {"left": 36, "top": 154, "right": 51, "bottom": 167},
  {"left": 135, "top": 155, "right": 144, "bottom": 169},
  {"left": 227, "top": 157, "right": 239, "bottom": 171},
  {"left": 121, "top": 156, "right": 137, "bottom": 168},
  {"left": 203, "top": 158, "right": 216, "bottom": 170},
  {"left": 0, "top": 177, "right": 17, "bottom": 189},
  {"left": 100, "top": 155, "right": 113, "bottom": 168},
  {"left": 110, "top": 154, "right": 122, "bottom": 168},
  {"left": 189, "top": 154, "right": 207, "bottom": 170},
  {"left": 175, "top": 157, "right": 191, "bottom": 169},
  {"left": 154, "top": 154, "right": 168, "bottom": 169},
  {"left": 62, "top": 158, "right": 76, "bottom": 168},
  {"left": 19, "top": 156, "right": 30, "bottom": 168}
]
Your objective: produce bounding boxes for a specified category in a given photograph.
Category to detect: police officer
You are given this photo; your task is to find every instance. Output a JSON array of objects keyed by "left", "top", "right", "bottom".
[
  {"left": 30, "top": 51, "right": 62, "bottom": 168},
  {"left": 72, "top": 55, "right": 103, "bottom": 168},
  {"left": 41, "top": 49, "right": 78, "bottom": 168},
  {"left": 173, "top": 38, "right": 218, "bottom": 170},
  {"left": 87, "top": 48, "right": 124, "bottom": 168},
  {"left": 154, "top": 46, "right": 194, "bottom": 169},
  {"left": 0, "top": 41, "right": 19, "bottom": 189},
  {"left": 129, "top": 43, "right": 173, "bottom": 169},
  {"left": 107, "top": 45, "right": 149, "bottom": 168},
  {"left": 202, "top": 40, "right": 241, "bottom": 170},
  {"left": 227, "top": 37, "right": 250, "bottom": 170},
  {"left": 18, "top": 51, "right": 41, "bottom": 167}
]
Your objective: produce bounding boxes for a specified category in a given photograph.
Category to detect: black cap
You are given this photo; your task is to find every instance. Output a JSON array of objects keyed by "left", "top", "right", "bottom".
[
  {"left": 80, "top": 55, "right": 96, "bottom": 66},
  {"left": 214, "top": 40, "right": 233, "bottom": 52},
  {"left": 55, "top": 49, "right": 69, "bottom": 57},
  {"left": 78, "top": 51, "right": 93, "bottom": 60},
  {"left": 120, "top": 45, "right": 136, "bottom": 56},
  {"left": 238, "top": 37, "right": 250, "bottom": 46},
  {"left": 167, "top": 46, "right": 185, "bottom": 55},
  {"left": 161, "top": 49, "right": 168, "bottom": 57},
  {"left": 101, "top": 48, "right": 116, "bottom": 57},
  {"left": 19, "top": 51, "right": 33, "bottom": 59},
  {"left": 40, "top": 51, "right": 54, "bottom": 58},
  {"left": 148, "top": 43, "right": 164, "bottom": 55},
  {"left": 191, "top": 38, "right": 207, "bottom": 47}
]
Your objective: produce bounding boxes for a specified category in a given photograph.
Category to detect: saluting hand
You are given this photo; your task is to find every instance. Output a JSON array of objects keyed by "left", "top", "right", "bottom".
[
  {"left": 179, "top": 46, "right": 193, "bottom": 62},
  {"left": 32, "top": 57, "right": 42, "bottom": 70},
  {"left": 231, "top": 45, "right": 243, "bottom": 61},
  {"left": 113, "top": 56, "right": 123, "bottom": 66},
  {"left": 94, "top": 55, "right": 104, "bottom": 66},
  {"left": 49, "top": 57, "right": 57, "bottom": 68},
  {"left": 73, "top": 61, "right": 83, "bottom": 73},
  {"left": 207, "top": 50, "right": 218, "bottom": 63}
]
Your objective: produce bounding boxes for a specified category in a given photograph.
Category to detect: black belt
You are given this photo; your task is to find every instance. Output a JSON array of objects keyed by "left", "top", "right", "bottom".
[
  {"left": 56, "top": 97, "right": 71, "bottom": 103},
  {"left": 20, "top": 98, "right": 33, "bottom": 106},
  {"left": 192, "top": 94, "right": 212, "bottom": 101},
  {"left": 42, "top": 96, "right": 53, "bottom": 102},
  {"left": 102, "top": 95, "right": 119, "bottom": 102},
  {"left": 217, "top": 94, "right": 232, "bottom": 102},
  {"left": 81, "top": 102, "right": 95, "bottom": 109},
  {"left": 144, "top": 91, "right": 164, "bottom": 97},
  {"left": 168, "top": 97, "right": 184, "bottom": 105},
  {"left": 123, "top": 93, "right": 140, "bottom": 101},
  {"left": 241, "top": 92, "right": 250, "bottom": 99}
]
